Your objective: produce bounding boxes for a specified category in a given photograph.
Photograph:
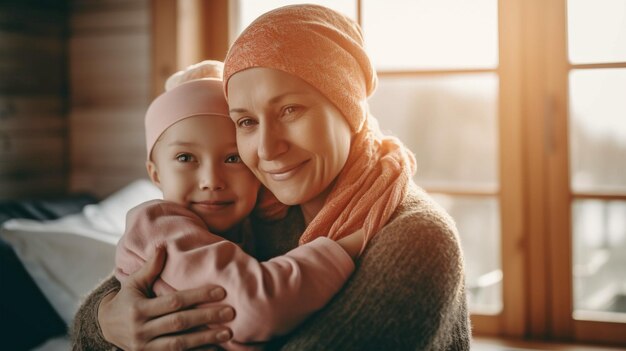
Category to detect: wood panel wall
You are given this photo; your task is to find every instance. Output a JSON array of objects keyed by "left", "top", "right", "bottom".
[
  {"left": 1, "top": 0, "right": 229, "bottom": 200},
  {"left": 69, "top": 0, "right": 151, "bottom": 198},
  {"left": 0, "top": 1, "right": 68, "bottom": 199}
]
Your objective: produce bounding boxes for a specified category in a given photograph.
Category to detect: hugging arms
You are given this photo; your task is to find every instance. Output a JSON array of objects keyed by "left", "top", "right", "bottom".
[
  {"left": 74, "top": 193, "right": 468, "bottom": 350},
  {"left": 72, "top": 4, "right": 470, "bottom": 350}
]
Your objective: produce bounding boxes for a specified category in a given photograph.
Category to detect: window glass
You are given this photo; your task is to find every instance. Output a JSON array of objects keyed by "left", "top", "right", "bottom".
[
  {"left": 567, "top": 0, "right": 626, "bottom": 64},
  {"left": 572, "top": 199, "right": 626, "bottom": 322},
  {"left": 432, "top": 194, "right": 502, "bottom": 314},
  {"left": 569, "top": 69, "right": 626, "bottom": 194},
  {"left": 232, "top": 0, "right": 357, "bottom": 41},
  {"left": 369, "top": 74, "right": 499, "bottom": 191},
  {"left": 362, "top": 0, "right": 498, "bottom": 70}
]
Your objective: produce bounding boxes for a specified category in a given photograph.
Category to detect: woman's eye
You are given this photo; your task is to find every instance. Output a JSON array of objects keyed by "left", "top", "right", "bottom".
[
  {"left": 283, "top": 106, "right": 298, "bottom": 115},
  {"left": 225, "top": 154, "right": 242, "bottom": 163},
  {"left": 176, "top": 154, "right": 194, "bottom": 162}
]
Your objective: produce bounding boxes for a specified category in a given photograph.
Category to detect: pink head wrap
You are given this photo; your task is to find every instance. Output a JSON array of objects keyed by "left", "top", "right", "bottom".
[
  {"left": 144, "top": 78, "right": 229, "bottom": 159},
  {"left": 223, "top": 4, "right": 377, "bottom": 132}
]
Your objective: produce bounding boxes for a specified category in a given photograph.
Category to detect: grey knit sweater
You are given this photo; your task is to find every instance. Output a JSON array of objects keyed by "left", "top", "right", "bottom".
[{"left": 71, "top": 183, "right": 471, "bottom": 350}]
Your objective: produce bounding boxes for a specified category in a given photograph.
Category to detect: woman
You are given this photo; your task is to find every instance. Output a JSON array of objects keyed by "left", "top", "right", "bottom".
[{"left": 72, "top": 5, "right": 470, "bottom": 350}]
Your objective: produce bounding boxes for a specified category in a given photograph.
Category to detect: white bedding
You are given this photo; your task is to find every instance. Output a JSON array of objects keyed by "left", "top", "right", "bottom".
[{"left": 0, "top": 179, "right": 161, "bottom": 334}]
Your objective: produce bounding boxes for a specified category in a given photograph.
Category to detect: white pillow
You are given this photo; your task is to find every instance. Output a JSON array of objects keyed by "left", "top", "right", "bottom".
[
  {"left": 32, "top": 335, "right": 71, "bottom": 351},
  {"left": 0, "top": 179, "right": 162, "bottom": 325},
  {"left": 1, "top": 214, "right": 117, "bottom": 324},
  {"left": 82, "top": 178, "right": 162, "bottom": 235}
]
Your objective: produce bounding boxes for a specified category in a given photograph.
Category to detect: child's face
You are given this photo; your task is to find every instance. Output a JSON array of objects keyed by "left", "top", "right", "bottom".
[{"left": 147, "top": 115, "right": 260, "bottom": 234}]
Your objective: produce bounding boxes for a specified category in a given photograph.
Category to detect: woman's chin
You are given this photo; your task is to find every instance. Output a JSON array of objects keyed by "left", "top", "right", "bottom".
[
  {"left": 269, "top": 186, "right": 313, "bottom": 206},
  {"left": 273, "top": 192, "right": 303, "bottom": 206}
]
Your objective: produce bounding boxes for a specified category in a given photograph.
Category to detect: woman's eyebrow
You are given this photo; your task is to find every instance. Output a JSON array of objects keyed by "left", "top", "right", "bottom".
[
  {"left": 229, "top": 91, "right": 310, "bottom": 114},
  {"left": 268, "top": 91, "right": 308, "bottom": 105}
]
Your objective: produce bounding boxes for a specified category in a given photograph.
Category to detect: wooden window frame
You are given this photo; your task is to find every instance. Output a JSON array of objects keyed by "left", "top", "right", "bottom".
[
  {"left": 151, "top": 0, "right": 229, "bottom": 98},
  {"left": 500, "top": 0, "right": 626, "bottom": 344},
  {"left": 543, "top": 0, "right": 626, "bottom": 345}
]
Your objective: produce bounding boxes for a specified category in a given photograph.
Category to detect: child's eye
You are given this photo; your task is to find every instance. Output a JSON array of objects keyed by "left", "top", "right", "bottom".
[
  {"left": 176, "top": 153, "right": 194, "bottom": 162},
  {"left": 225, "top": 154, "right": 242, "bottom": 163},
  {"left": 237, "top": 118, "right": 257, "bottom": 128}
]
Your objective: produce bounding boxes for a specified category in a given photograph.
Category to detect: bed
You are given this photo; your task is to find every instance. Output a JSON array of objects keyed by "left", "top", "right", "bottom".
[{"left": 0, "top": 180, "right": 161, "bottom": 350}]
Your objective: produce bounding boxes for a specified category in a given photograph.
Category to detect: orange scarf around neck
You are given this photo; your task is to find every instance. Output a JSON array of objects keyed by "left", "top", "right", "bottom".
[{"left": 299, "top": 116, "right": 417, "bottom": 253}]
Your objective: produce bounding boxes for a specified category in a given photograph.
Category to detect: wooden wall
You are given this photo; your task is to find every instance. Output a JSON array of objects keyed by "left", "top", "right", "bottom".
[
  {"left": 69, "top": 0, "right": 229, "bottom": 198},
  {"left": 1, "top": 0, "right": 230, "bottom": 200},
  {"left": 0, "top": 1, "right": 68, "bottom": 199},
  {"left": 69, "top": 0, "right": 151, "bottom": 198}
]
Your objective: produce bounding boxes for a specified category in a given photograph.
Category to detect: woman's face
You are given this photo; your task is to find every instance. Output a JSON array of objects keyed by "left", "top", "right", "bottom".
[{"left": 228, "top": 67, "right": 352, "bottom": 208}]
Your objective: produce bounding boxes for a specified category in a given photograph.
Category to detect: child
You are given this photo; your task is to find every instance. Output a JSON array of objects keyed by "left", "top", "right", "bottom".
[{"left": 114, "top": 61, "right": 363, "bottom": 350}]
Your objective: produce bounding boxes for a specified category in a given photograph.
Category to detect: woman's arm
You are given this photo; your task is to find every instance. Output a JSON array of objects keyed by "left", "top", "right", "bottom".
[
  {"left": 71, "top": 247, "right": 234, "bottom": 351},
  {"left": 71, "top": 275, "right": 120, "bottom": 351}
]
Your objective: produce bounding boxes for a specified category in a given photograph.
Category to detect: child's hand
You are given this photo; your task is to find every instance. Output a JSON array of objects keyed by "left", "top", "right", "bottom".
[{"left": 336, "top": 228, "right": 365, "bottom": 261}]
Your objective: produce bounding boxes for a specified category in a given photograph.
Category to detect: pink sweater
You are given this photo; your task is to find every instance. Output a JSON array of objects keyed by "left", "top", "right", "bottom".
[{"left": 115, "top": 200, "right": 354, "bottom": 349}]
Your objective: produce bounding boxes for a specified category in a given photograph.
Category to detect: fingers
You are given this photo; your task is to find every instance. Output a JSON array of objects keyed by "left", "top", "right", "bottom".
[
  {"left": 128, "top": 246, "right": 167, "bottom": 294},
  {"left": 143, "top": 305, "right": 234, "bottom": 338},
  {"left": 139, "top": 285, "right": 226, "bottom": 317},
  {"left": 146, "top": 327, "right": 232, "bottom": 351}
]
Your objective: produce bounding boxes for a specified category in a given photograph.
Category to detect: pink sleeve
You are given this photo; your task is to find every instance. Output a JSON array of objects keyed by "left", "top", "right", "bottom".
[{"left": 114, "top": 200, "right": 354, "bottom": 345}]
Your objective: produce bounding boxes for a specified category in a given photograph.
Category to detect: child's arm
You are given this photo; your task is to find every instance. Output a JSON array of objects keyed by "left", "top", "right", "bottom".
[
  {"left": 336, "top": 228, "right": 365, "bottom": 259},
  {"left": 115, "top": 200, "right": 356, "bottom": 346}
]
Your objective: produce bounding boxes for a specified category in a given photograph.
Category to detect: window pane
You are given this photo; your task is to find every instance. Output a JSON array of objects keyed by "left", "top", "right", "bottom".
[
  {"left": 362, "top": 0, "right": 498, "bottom": 70},
  {"left": 432, "top": 194, "right": 502, "bottom": 314},
  {"left": 369, "top": 74, "right": 499, "bottom": 191},
  {"left": 567, "top": 0, "right": 626, "bottom": 64},
  {"left": 573, "top": 199, "right": 626, "bottom": 322},
  {"left": 569, "top": 69, "right": 626, "bottom": 194},
  {"left": 232, "top": 0, "right": 357, "bottom": 41}
]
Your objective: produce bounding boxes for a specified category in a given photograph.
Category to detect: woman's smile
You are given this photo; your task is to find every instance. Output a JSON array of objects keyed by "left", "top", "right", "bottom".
[{"left": 264, "top": 160, "right": 310, "bottom": 181}]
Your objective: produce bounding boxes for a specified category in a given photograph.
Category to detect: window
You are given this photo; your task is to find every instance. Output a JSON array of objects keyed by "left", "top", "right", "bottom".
[
  {"left": 569, "top": 69, "right": 626, "bottom": 323},
  {"left": 363, "top": 0, "right": 502, "bottom": 317},
  {"left": 545, "top": 0, "right": 626, "bottom": 343},
  {"left": 226, "top": 0, "right": 626, "bottom": 345}
]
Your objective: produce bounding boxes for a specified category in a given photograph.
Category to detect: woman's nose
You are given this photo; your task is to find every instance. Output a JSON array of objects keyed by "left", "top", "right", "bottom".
[
  {"left": 198, "top": 166, "right": 226, "bottom": 191},
  {"left": 258, "top": 122, "right": 288, "bottom": 160}
]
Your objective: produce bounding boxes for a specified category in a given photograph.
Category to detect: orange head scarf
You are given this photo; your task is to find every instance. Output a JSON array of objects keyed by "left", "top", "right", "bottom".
[{"left": 224, "top": 4, "right": 416, "bottom": 251}]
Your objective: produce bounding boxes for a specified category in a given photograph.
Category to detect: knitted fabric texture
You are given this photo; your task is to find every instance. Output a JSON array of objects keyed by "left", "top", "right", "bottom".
[
  {"left": 144, "top": 78, "right": 229, "bottom": 159},
  {"left": 223, "top": 4, "right": 376, "bottom": 133},
  {"left": 223, "top": 4, "right": 416, "bottom": 249},
  {"left": 165, "top": 59, "right": 224, "bottom": 92}
]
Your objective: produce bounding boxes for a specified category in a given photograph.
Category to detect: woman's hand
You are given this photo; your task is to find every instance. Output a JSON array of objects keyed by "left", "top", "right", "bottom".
[{"left": 98, "top": 247, "right": 235, "bottom": 350}]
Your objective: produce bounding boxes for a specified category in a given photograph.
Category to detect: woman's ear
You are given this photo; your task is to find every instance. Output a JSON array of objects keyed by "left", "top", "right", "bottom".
[{"left": 145, "top": 160, "right": 162, "bottom": 189}]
